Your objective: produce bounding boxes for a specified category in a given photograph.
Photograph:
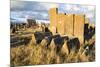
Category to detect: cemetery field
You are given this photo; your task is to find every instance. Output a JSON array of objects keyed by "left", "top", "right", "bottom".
[
  {"left": 10, "top": 28, "right": 95, "bottom": 66},
  {"left": 10, "top": 2, "right": 95, "bottom": 66}
]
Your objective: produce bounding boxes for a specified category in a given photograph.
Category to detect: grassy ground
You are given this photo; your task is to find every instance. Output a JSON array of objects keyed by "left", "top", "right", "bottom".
[{"left": 10, "top": 33, "right": 95, "bottom": 66}]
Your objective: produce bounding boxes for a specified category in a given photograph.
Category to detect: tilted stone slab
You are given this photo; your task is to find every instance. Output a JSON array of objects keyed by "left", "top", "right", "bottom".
[
  {"left": 67, "top": 37, "right": 80, "bottom": 53},
  {"left": 34, "top": 32, "right": 52, "bottom": 44}
]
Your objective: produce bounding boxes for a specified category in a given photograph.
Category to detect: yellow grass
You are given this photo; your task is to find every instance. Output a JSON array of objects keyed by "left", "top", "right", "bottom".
[{"left": 10, "top": 35, "right": 95, "bottom": 66}]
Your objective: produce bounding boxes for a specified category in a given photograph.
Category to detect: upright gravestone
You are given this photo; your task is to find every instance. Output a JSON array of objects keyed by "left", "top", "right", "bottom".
[
  {"left": 57, "top": 13, "right": 66, "bottom": 35},
  {"left": 49, "top": 8, "right": 58, "bottom": 35},
  {"left": 74, "top": 14, "right": 85, "bottom": 44},
  {"left": 64, "top": 14, "right": 74, "bottom": 36}
]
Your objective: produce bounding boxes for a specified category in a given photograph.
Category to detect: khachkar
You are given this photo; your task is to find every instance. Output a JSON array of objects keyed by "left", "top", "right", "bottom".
[
  {"left": 57, "top": 13, "right": 66, "bottom": 35},
  {"left": 64, "top": 14, "right": 74, "bottom": 36},
  {"left": 49, "top": 8, "right": 85, "bottom": 44},
  {"left": 74, "top": 14, "right": 85, "bottom": 44},
  {"left": 49, "top": 8, "right": 58, "bottom": 35}
]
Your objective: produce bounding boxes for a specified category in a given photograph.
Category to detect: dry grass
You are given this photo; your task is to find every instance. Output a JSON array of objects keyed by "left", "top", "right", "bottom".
[{"left": 10, "top": 35, "right": 95, "bottom": 66}]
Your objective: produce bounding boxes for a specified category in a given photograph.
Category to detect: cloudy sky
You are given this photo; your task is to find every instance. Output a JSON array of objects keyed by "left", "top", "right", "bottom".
[{"left": 11, "top": 1, "right": 95, "bottom": 23}]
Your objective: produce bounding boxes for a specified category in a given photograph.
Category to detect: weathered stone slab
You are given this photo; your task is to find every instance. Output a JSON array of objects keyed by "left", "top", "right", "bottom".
[
  {"left": 64, "top": 14, "right": 74, "bottom": 36},
  {"left": 57, "top": 13, "right": 66, "bottom": 35},
  {"left": 67, "top": 38, "right": 80, "bottom": 52},
  {"left": 34, "top": 32, "right": 52, "bottom": 44},
  {"left": 49, "top": 8, "right": 58, "bottom": 35},
  {"left": 48, "top": 8, "right": 85, "bottom": 44},
  {"left": 74, "top": 14, "right": 85, "bottom": 44}
]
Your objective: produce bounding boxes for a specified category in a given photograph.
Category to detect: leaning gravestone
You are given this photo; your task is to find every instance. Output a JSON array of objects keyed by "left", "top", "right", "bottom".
[
  {"left": 34, "top": 32, "right": 44, "bottom": 44},
  {"left": 54, "top": 36, "right": 65, "bottom": 52},
  {"left": 67, "top": 37, "right": 80, "bottom": 53}
]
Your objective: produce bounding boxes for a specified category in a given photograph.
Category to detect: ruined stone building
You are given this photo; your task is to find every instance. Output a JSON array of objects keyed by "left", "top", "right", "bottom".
[{"left": 49, "top": 8, "right": 85, "bottom": 44}]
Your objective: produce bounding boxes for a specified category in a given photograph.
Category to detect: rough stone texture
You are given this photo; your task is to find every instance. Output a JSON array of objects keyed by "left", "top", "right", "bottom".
[
  {"left": 57, "top": 13, "right": 66, "bottom": 35},
  {"left": 64, "top": 14, "right": 74, "bottom": 36},
  {"left": 49, "top": 8, "right": 86, "bottom": 44},
  {"left": 67, "top": 37, "right": 80, "bottom": 52},
  {"left": 49, "top": 8, "right": 58, "bottom": 35},
  {"left": 74, "top": 14, "right": 85, "bottom": 44}
]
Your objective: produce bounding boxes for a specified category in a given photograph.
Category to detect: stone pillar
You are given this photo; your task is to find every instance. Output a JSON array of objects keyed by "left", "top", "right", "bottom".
[
  {"left": 74, "top": 14, "right": 85, "bottom": 44},
  {"left": 49, "top": 8, "right": 58, "bottom": 35}
]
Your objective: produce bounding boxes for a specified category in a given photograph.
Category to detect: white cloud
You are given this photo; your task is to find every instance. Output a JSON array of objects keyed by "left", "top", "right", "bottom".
[
  {"left": 64, "top": 4, "right": 80, "bottom": 11},
  {"left": 86, "top": 13, "right": 94, "bottom": 18},
  {"left": 42, "top": 13, "right": 48, "bottom": 18},
  {"left": 65, "top": 4, "right": 72, "bottom": 10},
  {"left": 11, "top": 1, "right": 25, "bottom": 9},
  {"left": 36, "top": 20, "right": 50, "bottom": 23},
  {"left": 81, "top": 5, "right": 95, "bottom": 11},
  {"left": 73, "top": 5, "right": 80, "bottom": 11},
  {"left": 11, "top": 1, "right": 95, "bottom": 23},
  {"left": 87, "top": 6, "right": 95, "bottom": 11},
  {"left": 38, "top": 2, "right": 58, "bottom": 10}
]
